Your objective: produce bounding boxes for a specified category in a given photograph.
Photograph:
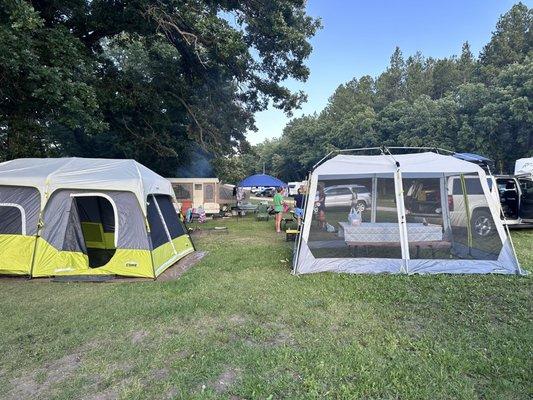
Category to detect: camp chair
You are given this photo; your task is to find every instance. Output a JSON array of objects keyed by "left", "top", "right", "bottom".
[
  {"left": 256, "top": 203, "right": 269, "bottom": 221},
  {"left": 281, "top": 211, "right": 296, "bottom": 230}
]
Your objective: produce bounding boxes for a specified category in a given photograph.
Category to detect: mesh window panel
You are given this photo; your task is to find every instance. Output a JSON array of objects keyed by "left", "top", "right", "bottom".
[
  {"left": 454, "top": 174, "right": 502, "bottom": 260},
  {"left": 147, "top": 196, "right": 169, "bottom": 249},
  {"left": 308, "top": 176, "right": 402, "bottom": 259},
  {"left": 403, "top": 176, "right": 452, "bottom": 259},
  {"left": 0, "top": 206, "right": 22, "bottom": 234},
  {"left": 154, "top": 195, "right": 185, "bottom": 239},
  {"left": 448, "top": 173, "right": 502, "bottom": 260}
]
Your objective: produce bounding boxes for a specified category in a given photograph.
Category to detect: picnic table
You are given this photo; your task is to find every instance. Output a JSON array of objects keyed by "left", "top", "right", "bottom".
[{"left": 338, "top": 222, "right": 450, "bottom": 257}]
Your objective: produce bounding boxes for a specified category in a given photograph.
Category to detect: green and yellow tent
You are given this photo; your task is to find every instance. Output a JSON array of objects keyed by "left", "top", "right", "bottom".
[{"left": 0, "top": 158, "right": 194, "bottom": 278}]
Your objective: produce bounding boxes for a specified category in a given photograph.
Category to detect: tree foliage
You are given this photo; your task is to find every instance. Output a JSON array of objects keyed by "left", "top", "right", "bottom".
[
  {"left": 0, "top": 0, "right": 320, "bottom": 174},
  {"left": 239, "top": 3, "right": 532, "bottom": 180}
]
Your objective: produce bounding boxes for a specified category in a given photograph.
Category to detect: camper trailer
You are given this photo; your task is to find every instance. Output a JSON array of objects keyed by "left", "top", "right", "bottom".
[{"left": 167, "top": 178, "right": 235, "bottom": 215}]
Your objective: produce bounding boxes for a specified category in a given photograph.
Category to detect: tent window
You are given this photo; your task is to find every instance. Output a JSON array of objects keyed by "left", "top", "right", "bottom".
[
  {"left": 173, "top": 183, "right": 192, "bottom": 200},
  {"left": 403, "top": 173, "right": 502, "bottom": 260},
  {"left": 72, "top": 196, "right": 117, "bottom": 268},
  {"left": 0, "top": 204, "right": 24, "bottom": 235},
  {"left": 153, "top": 195, "right": 185, "bottom": 239},
  {"left": 308, "top": 177, "right": 403, "bottom": 259},
  {"left": 147, "top": 196, "right": 169, "bottom": 249}
]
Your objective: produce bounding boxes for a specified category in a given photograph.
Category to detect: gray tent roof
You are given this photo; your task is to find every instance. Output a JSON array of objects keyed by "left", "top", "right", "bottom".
[{"left": 0, "top": 158, "right": 174, "bottom": 212}]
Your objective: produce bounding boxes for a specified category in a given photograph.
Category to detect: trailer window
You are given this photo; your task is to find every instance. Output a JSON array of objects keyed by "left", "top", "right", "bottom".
[
  {"left": 204, "top": 183, "right": 215, "bottom": 201},
  {"left": 173, "top": 183, "right": 192, "bottom": 200}
]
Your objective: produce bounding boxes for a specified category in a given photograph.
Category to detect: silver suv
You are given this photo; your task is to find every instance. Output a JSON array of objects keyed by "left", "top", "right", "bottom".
[{"left": 322, "top": 185, "right": 371, "bottom": 212}]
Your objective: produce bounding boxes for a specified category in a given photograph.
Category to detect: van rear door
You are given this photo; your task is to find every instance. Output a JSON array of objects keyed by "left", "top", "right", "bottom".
[{"left": 518, "top": 178, "right": 533, "bottom": 221}]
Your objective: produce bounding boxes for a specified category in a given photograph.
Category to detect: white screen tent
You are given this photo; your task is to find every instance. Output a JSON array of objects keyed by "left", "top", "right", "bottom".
[{"left": 293, "top": 151, "right": 522, "bottom": 275}]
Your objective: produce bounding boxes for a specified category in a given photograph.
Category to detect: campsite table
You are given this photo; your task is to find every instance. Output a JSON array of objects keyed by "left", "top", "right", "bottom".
[{"left": 338, "top": 222, "right": 449, "bottom": 257}]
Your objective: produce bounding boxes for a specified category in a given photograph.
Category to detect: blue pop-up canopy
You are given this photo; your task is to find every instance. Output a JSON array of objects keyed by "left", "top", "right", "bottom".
[{"left": 238, "top": 173, "right": 287, "bottom": 188}]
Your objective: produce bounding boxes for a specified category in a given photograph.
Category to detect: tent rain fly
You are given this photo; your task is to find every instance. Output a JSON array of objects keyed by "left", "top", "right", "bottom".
[{"left": 0, "top": 158, "right": 195, "bottom": 278}]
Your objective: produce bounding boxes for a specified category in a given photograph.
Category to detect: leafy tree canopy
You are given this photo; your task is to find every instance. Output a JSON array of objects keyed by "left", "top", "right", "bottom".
[
  {"left": 233, "top": 2, "right": 532, "bottom": 181},
  {"left": 0, "top": 0, "right": 320, "bottom": 174}
]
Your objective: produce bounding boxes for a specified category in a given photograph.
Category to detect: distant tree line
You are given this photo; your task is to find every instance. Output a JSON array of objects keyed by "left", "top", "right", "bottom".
[
  {"left": 0, "top": 0, "right": 320, "bottom": 175},
  {"left": 219, "top": 3, "right": 532, "bottom": 182}
]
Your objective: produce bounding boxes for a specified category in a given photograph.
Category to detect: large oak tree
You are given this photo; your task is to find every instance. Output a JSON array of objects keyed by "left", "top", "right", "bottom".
[{"left": 0, "top": 0, "right": 320, "bottom": 174}]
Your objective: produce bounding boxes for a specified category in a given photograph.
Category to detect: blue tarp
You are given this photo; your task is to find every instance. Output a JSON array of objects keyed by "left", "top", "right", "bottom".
[
  {"left": 453, "top": 152, "right": 492, "bottom": 163},
  {"left": 238, "top": 174, "right": 287, "bottom": 188}
]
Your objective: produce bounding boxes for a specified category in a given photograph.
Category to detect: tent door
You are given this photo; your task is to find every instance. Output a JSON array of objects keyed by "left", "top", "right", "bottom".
[{"left": 71, "top": 195, "right": 117, "bottom": 268}]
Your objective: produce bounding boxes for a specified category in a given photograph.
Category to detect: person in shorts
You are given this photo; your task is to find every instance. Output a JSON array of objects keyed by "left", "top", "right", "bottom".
[
  {"left": 293, "top": 186, "right": 305, "bottom": 226},
  {"left": 273, "top": 187, "right": 284, "bottom": 233}
]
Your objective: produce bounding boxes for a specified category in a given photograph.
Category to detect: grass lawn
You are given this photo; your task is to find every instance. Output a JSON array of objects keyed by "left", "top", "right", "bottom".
[{"left": 0, "top": 217, "right": 531, "bottom": 399}]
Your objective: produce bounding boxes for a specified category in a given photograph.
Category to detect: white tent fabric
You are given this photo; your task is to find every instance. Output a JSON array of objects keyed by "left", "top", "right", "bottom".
[
  {"left": 315, "top": 152, "right": 482, "bottom": 177},
  {"left": 294, "top": 152, "right": 522, "bottom": 275},
  {"left": 515, "top": 157, "right": 533, "bottom": 177},
  {"left": 0, "top": 158, "right": 173, "bottom": 213}
]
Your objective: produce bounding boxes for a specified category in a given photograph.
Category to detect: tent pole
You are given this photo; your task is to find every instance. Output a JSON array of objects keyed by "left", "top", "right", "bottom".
[
  {"left": 292, "top": 172, "right": 311, "bottom": 274},
  {"left": 371, "top": 175, "right": 377, "bottom": 223},
  {"left": 384, "top": 147, "right": 410, "bottom": 273},
  {"left": 440, "top": 174, "right": 452, "bottom": 240},
  {"left": 393, "top": 164, "right": 410, "bottom": 274},
  {"left": 460, "top": 175, "right": 473, "bottom": 255},
  {"left": 294, "top": 173, "right": 318, "bottom": 274},
  {"left": 28, "top": 213, "right": 43, "bottom": 279}
]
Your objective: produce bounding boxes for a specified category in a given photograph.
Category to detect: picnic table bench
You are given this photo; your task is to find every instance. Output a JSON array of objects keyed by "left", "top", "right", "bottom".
[
  {"left": 339, "top": 222, "right": 450, "bottom": 258},
  {"left": 345, "top": 240, "right": 451, "bottom": 258}
]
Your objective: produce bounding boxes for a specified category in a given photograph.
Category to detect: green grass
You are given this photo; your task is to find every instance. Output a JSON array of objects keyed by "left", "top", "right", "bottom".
[{"left": 0, "top": 217, "right": 531, "bottom": 399}]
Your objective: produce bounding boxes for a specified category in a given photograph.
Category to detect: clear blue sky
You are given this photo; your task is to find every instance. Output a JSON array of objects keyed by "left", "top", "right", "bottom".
[{"left": 247, "top": 0, "right": 531, "bottom": 144}]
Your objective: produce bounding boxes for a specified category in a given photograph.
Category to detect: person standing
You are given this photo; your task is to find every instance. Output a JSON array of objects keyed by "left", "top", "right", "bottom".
[
  {"left": 293, "top": 186, "right": 305, "bottom": 226},
  {"left": 273, "top": 187, "right": 284, "bottom": 233}
]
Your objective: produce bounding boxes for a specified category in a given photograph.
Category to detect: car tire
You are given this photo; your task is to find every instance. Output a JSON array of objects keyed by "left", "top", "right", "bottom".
[
  {"left": 471, "top": 209, "right": 495, "bottom": 238},
  {"left": 355, "top": 201, "right": 366, "bottom": 213}
]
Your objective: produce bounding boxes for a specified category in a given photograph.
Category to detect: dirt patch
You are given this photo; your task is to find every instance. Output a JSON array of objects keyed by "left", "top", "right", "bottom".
[
  {"left": 404, "top": 317, "right": 426, "bottom": 338},
  {"left": 84, "top": 386, "right": 120, "bottom": 400},
  {"left": 265, "top": 331, "right": 294, "bottom": 347},
  {"left": 157, "top": 251, "right": 207, "bottom": 281},
  {"left": 110, "top": 361, "right": 135, "bottom": 374},
  {"left": 131, "top": 330, "right": 149, "bottom": 344},
  {"left": 165, "top": 387, "right": 180, "bottom": 399},
  {"left": 228, "top": 314, "right": 247, "bottom": 325},
  {"left": 190, "top": 228, "right": 229, "bottom": 237},
  {"left": 152, "top": 368, "right": 170, "bottom": 380},
  {"left": 175, "top": 349, "right": 191, "bottom": 359},
  {"left": 6, "top": 353, "right": 82, "bottom": 400},
  {"left": 211, "top": 367, "right": 240, "bottom": 394},
  {"left": 242, "top": 322, "right": 294, "bottom": 348}
]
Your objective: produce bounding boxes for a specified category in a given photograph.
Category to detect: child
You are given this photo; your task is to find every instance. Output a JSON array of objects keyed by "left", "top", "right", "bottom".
[{"left": 273, "top": 187, "right": 284, "bottom": 233}]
